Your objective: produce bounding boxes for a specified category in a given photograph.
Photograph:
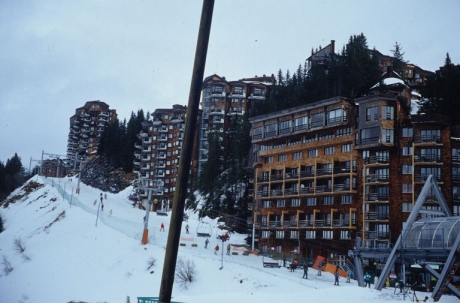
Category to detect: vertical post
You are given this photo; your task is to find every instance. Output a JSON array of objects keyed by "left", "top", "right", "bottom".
[
  {"left": 76, "top": 160, "right": 82, "bottom": 194},
  {"left": 142, "top": 189, "right": 152, "bottom": 244},
  {"left": 96, "top": 201, "right": 100, "bottom": 226},
  {"left": 158, "top": 1, "right": 214, "bottom": 302},
  {"left": 221, "top": 238, "right": 224, "bottom": 269},
  {"left": 40, "top": 150, "right": 44, "bottom": 176}
]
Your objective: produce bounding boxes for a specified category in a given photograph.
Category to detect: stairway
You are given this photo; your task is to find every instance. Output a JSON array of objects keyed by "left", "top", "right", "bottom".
[{"left": 433, "top": 260, "right": 460, "bottom": 302}]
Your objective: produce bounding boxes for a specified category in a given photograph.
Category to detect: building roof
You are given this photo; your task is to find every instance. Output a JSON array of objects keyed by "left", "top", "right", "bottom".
[{"left": 404, "top": 216, "right": 460, "bottom": 249}]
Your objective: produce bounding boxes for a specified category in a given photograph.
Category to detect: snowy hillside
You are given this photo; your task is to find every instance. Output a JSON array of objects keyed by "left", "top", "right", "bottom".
[{"left": 0, "top": 176, "right": 458, "bottom": 303}]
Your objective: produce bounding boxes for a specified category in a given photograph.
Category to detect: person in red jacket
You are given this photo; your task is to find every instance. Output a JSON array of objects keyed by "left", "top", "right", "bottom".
[
  {"left": 214, "top": 244, "right": 219, "bottom": 255},
  {"left": 160, "top": 223, "right": 165, "bottom": 231}
]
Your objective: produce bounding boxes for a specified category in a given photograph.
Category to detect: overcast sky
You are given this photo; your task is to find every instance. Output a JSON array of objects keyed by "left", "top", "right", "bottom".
[{"left": 1, "top": 0, "right": 459, "bottom": 166}]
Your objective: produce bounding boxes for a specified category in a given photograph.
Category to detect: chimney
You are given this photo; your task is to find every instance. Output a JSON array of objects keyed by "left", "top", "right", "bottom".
[{"left": 331, "top": 40, "right": 335, "bottom": 54}]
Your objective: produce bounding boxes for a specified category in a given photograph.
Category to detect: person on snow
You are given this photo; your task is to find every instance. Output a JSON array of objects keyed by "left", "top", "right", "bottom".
[
  {"left": 214, "top": 244, "right": 219, "bottom": 255},
  {"left": 346, "top": 270, "right": 352, "bottom": 283},
  {"left": 226, "top": 243, "right": 231, "bottom": 255},
  {"left": 205, "top": 238, "right": 209, "bottom": 249},
  {"left": 290, "top": 260, "right": 298, "bottom": 272},
  {"left": 160, "top": 223, "right": 165, "bottom": 231},
  {"left": 303, "top": 263, "right": 308, "bottom": 279},
  {"left": 334, "top": 268, "right": 340, "bottom": 285},
  {"left": 185, "top": 224, "right": 189, "bottom": 234},
  {"left": 101, "top": 203, "right": 104, "bottom": 211},
  {"left": 364, "top": 272, "right": 371, "bottom": 288}
]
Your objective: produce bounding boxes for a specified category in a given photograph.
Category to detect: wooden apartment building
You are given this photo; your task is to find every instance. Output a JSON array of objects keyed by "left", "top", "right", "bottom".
[{"left": 249, "top": 73, "right": 459, "bottom": 260}]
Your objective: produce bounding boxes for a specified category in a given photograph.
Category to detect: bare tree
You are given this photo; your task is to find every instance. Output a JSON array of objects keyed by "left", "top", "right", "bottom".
[{"left": 175, "top": 257, "right": 197, "bottom": 289}]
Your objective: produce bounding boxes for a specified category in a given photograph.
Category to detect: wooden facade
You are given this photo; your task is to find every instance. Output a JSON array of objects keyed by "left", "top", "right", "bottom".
[{"left": 250, "top": 76, "right": 457, "bottom": 261}]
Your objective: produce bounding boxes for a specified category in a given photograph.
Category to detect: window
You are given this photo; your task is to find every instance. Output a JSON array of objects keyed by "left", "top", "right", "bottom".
[
  {"left": 336, "top": 127, "right": 352, "bottom": 137},
  {"left": 262, "top": 231, "right": 271, "bottom": 238},
  {"left": 305, "top": 231, "right": 316, "bottom": 239},
  {"left": 279, "top": 120, "right": 292, "bottom": 134},
  {"left": 303, "top": 134, "right": 316, "bottom": 143},
  {"left": 402, "top": 128, "right": 413, "bottom": 138},
  {"left": 265, "top": 156, "right": 273, "bottom": 164},
  {"left": 341, "top": 195, "right": 352, "bottom": 204},
  {"left": 402, "top": 184, "right": 413, "bottom": 193},
  {"left": 290, "top": 231, "right": 299, "bottom": 239},
  {"left": 402, "top": 202, "right": 413, "bottom": 213},
  {"left": 360, "top": 127, "right": 379, "bottom": 144},
  {"left": 263, "top": 200, "right": 271, "bottom": 208},
  {"left": 292, "top": 151, "right": 302, "bottom": 160},
  {"left": 311, "top": 112, "right": 325, "bottom": 128},
  {"left": 324, "top": 146, "right": 335, "bottom": 155},
  {"left": 366, "top": 106, "right": 379, "bottom": 121},
  {"left": 382, "top": 106, "right": 394, "bottom": 120},
  {"left": 341, "top": 144, "right": 352, "bottom": 153},
  {"left": 323, "top": 196, "right": 334, "bottom": 205},
  {"left": 328, "top": 108, "right": 346, "bottom": 125},
  {"left": 453, "top": 148, "right": 460, "bottom": 162},
  {"left": 340, "top": 231, "right": 351, "bottom": 239},
  {"left": 276, "top": 200, "right": 286, "bottom": 207},
  {"left": 402, "top": 146, "right": 412, "bottom": 156},
  {"left": 291, "top": 198, "right": 301, "bottom": 207},
  {"left": 278, "top": 154, "right": 287, "bottom": 162},
  {"left": 322, "top": 230, "right": 333, "bottom": 239},
  {"left": 265, "top": 124, "right": 277, "bottom": 138},
  {"left": 294, "top": 116, "right": 309, "bottom": 131},
  {"left": 212, "top": 86, "right": 223, "bottom": 94},
  {"left": 275, "top": 231, "right": 284, "bottom": 239},
  {"left": 402, "top": 165, "right": 413, "bottom": 174},
  {"left": 421, "top": 129, "right": 440, "bottom": 142},
  {"left": 382, "top": 129, "right": 394, "bottom": 143},
  {"left": 308, "top": 149, "right": 318, "bottom": 158},
  {"left": 306, "top": 197, "right": 317, "bottom": 206},
  {"left": 253, "top": 88, "right": 263, "bottom": 96},
  {"left": 232, "top": 87, "right": 243, "bottom": 95},
  {"left": 252, "top": 126, "right": 263, "bottom": 140}
]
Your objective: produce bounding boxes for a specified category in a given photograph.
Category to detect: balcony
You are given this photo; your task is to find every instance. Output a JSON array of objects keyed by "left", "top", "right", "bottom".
[
  {"left": 157, "top": 153, "right": 166, "bottom": 159},
  {"left": 315, "top": 185, "right": 332, "bottom": 193},
  {"left": 365, "top": 212, "right": 389, "bottom": 221},
  {"left": 134, "top": 144, "right": 142, "bottom": 149},
  {"left": 365, "top": 193, "right": 389, "bottom": 202},
  {"left": 142, "top": 146, "right": 151, "bottom": 153},
  {"left": 158, "top": 145, "right": 167, "bottom": 150},
  {"left": 284, "top": 188, "right": 299, "bottom": 196},
  {"left": 414, "top": 155, "right": 442, "bottom": 163},
  {"left": 159, "top": 127, "right": 168, "bottom": 133},
  {"left": 365, "top": 174, "right": 389, "bottom": 183},
  {"left": 208, "top": 108, "right": 225, "bottom": 115},
  {"left": 413, "top": 135, "right": 441, "bottom": 144},
  {"left": 414, "top": 174, "right": 442, "bottom": 183},
  {"left": 364, "top": 156, "right": 390, "bottom": 165},
  {"left": 99, "top": 112, "right": 109, "bottom": 117},
  {"left": 142, "top": 155, "right": 151, "bottom": 161},
  {"left": 333, "top": 184, "right": 351, "bottom": 192},
  {"left": 153, "top": 119, "right": 163, "bottom": 125},
  {"left": 133, "top": 159, "right": 140, "bottom": 166},
  {"left": 159, "top": 136, "right": 168, "bottom": 141}
]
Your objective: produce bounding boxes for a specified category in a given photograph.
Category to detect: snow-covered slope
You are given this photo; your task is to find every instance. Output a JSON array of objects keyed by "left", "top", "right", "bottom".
[{"left": 0, "top": 176, "right": 457, "bottom": 303}]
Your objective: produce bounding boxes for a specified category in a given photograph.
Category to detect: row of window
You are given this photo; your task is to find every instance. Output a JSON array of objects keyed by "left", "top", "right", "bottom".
[
  {"left": 261, "top": 230, "right": 351, "bottom": 240},
  {"left": 262, "top": 195, "right": 353, "bottom": 208},
  {"left": 264, "top": 144, "right": 353, "bottom": 164},
  {"left": 253, "top": 109, "right": 348, "bottom": 139}
]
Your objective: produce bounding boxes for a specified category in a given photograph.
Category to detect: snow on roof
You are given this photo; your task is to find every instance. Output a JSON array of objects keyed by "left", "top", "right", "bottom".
[{"left": 370, "top": 77, "right": 405, "bottom": 89}]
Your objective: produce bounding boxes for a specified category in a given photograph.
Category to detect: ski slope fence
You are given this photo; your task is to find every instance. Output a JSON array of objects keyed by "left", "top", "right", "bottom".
[{"left": 41, "top": 177, "right": 145, "bottom": 242}]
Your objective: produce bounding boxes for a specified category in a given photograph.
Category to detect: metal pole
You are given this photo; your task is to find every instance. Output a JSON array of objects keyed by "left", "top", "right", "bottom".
[
  {"left": 76, "top": 160, "right": 82, "bottom": 194},
  {"left": 141, "top": 189, "right": 152, "bottom": 244},
  {"left": 221, "top": 239, "right": 224, "bottom": 269},
  {"left": 252, "top": 223, "right": 255, "bottom": 251},
  {"left": 96, "top": 202, "right": 100, "bottom": 226},
  {"left": 40, "top": 150, "right": 44, "bottom": 176},
  {"left": 158, "top": 1, "right": 214, "bottom": 301}
]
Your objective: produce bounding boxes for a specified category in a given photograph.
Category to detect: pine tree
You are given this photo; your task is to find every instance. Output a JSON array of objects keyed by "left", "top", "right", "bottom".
[{"left": 390, "top": 41, "right": 407, "bottom": 77}]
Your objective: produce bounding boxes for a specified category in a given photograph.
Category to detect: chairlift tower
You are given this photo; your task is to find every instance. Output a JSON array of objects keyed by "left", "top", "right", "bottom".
[{"left": 137, "top": 176, "right": 164, "bottom": 244}]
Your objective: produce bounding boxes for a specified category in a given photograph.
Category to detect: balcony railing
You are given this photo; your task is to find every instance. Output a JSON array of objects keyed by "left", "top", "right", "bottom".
[
  {"left": 413, "top": 135, "right": 441, "bottom": 144},
  {"left": 365, "top": 212, "right": 389, "bottom": 220},
  {"left": 414, "top": 155, "right": 442, "bottom": 163},
  {"left": 364, "top": 156, "right": 390, "bottom": 164},
  {"left": 365, "top": 193, "right": 389, "bottom": 201}
]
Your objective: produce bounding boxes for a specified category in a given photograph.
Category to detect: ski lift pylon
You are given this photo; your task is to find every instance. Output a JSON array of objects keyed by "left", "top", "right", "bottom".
[{"left": 196, "top": 221, "right": 212, "bottom": 237}]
